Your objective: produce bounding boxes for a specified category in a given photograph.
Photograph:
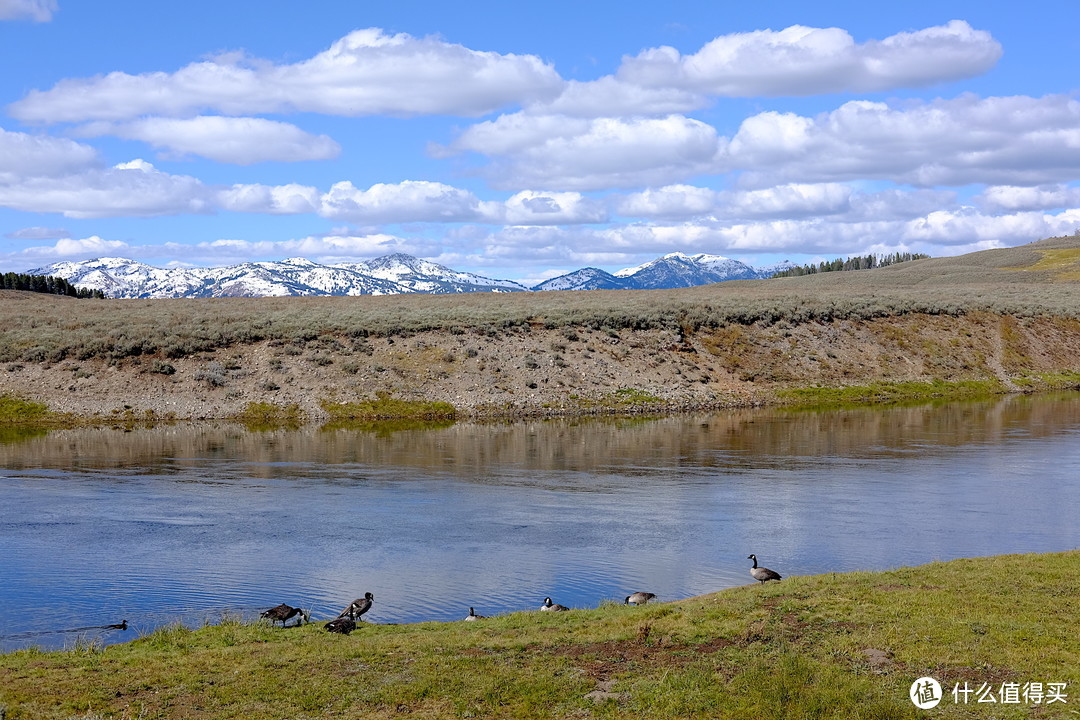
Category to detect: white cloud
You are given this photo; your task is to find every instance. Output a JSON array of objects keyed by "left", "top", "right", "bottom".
[
  {"left": 727, "top": 94, "right": 1080, "bottom": 187},
  {"left": 9, "top": 28, "right": 564, "bottom": 123},
  {"left": 0, "top": 127, "right": 99, "bottom": 182},
  {"left": 444, "top": 93, "right": 1080, "bottom": 193},
  {"left": 977, "top": 184, "right": 1080, "bottom": 212},
  {"left": 78, "top": 116, "right": 341, "bottom": 164},
  {"left": 445, "top": 113, "right": 725, "bottom": 190},
  {"left": 526, "top": 76, "right": 706, "bottom": 117},
  {"left": 217, "top": 183, "right": 321, "bottom": 214},
  {"left": 318, "top": 180, "right": 495, "bottom": 223},
  {"left": 0, "top": 158, "right": 211, "bottom": 218},
  {"left": 616, "top": 184, "right": 720, "bottom": 218},
  {"left": 618, "top": 20, "right": 1000, "bottom": 97},
  {"left": 615, "top": 183, "right": 957, "bottom": 224},
  {"left": 0, "top": 0, "right": 56, "bottom": 21},
  {"left": 3, "top": 226, "right": 70, "bottom": 240},
  {"left": 502, "top": 191, "right": 607, "bottom": 224}
]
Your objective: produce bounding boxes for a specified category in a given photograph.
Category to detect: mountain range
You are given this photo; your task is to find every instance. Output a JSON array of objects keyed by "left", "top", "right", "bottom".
[{"left": 29, "top": 252, "right": 795, "bottom": 299}]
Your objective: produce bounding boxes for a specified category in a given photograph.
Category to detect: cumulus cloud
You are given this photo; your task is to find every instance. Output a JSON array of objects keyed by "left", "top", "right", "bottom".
[
  {"left": 319, "top": 180, "right": 495, "bottom": 223},
  {"left": 444, "top": 113, "right": 725, "bottom": 190},
  {"left": 77, "top": 116, "right": 342, "bottom": 164},
  {"left": 618, "top": 183, "right": 854, "bottom": 220},
  {"left": 9, "top": 28, "right": 563, "bottom": 123},
  {"left": 0, "top": 0, "right": 56, "bottom": 21},
  {"left": 500, "top": 191, "right": 608, "bottom": 224},
  {"left": 526, "top": 76, "right": 706, "bottom": 117},
  {"left": 977, "top": 184, "right": 1080, "bottom": 212},
  {"left": 726, "top": 94, "right": 1080, "bottom": 188},
  {"left": 217, "top": 183, "right": 321, "bottom": 214},
  {"left": 0, "top": 158, "right": 211, "bottom": 218},
  {"left": 442, "top": 94, "right": 1080, "bottom": 192},
  {"left": 617, "top": 20, "right": 1001, "bottom": 96},
  {"left": 0, "top": 127, "right": 99, "bottom": 182}
]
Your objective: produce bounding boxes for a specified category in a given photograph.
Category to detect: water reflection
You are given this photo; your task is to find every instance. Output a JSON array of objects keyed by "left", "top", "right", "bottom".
[{"left": 1, "top": 393, "right": 1078, "bottom": 652}]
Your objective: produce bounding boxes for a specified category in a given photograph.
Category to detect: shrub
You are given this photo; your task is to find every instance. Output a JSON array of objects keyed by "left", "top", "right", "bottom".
[
  {"left": 149, "top": 360, "right": 176, "bottom": 375},
  {"left": 194, "top": 361, "right": 227, "bottom": 387}
]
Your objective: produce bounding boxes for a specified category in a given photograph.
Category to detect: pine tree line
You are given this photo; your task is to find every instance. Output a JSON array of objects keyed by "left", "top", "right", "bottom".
[
  {"left": 1, "top": 272, "right": 105, "bottom": 298},
  {"left": 770, "top": 252, "right": 931, "bottom": 278}
]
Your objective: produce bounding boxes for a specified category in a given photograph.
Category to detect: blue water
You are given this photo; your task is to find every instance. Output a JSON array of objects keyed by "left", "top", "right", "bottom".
[{"left": 2, "top": 394, "right": 1078, "bottom": 652}]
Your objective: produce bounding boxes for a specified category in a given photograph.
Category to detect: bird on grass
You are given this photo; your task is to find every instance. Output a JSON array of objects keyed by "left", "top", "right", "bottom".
[
  {"left": 625, "top": 592, "right": 657, "bottom": 605},
  {"left": 540, "top": 597, "right": 569, "bottom": 611},
  {"left": 464, "top": 607, "right": 487, "bottom": 621},
  {"left": 747, "top": 554, "right": 782, "bottom": 584},
  {"left": 260, "top": 604, "right": 309, "bottom": 627},
  {"left": 325, "top": 616, "right": 356, "bottom": 635},
  {"left": 338, "top": 592, "right": 374, "bottom": 621}
]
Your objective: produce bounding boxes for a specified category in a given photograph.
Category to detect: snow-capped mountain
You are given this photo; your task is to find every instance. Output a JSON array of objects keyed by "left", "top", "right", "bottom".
[
  {"left": 532, "top": 267, "right": 631, "bottom": 292},
  {"left": 613, "top": 252, "right": 761, "bottom": 289},
  {"left": 343, "top": 253, "right": 528, "bottom": 294},
  {"left": 30, "top": 252, "right": 794, "bottom": 299}
]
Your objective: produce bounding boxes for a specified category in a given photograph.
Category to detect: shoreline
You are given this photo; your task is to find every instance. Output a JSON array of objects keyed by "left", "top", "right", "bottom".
[{"left": 3, "top": 551, "right": 1077, "bottom": 718}]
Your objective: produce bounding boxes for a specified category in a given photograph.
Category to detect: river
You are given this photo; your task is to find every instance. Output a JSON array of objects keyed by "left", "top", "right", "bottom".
[{"left": 2, "top": 393, "right": 1078, "bottom": 652}]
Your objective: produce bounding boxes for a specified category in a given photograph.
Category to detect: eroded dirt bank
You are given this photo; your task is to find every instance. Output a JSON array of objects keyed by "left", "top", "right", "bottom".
[{"left": 4, "top": 312, "right": 1080, "bottom": 420}]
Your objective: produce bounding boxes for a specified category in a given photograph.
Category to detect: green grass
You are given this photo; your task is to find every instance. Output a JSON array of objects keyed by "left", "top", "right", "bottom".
[
  {"left": 2, "top": 552, "right": 1076, "bottom": 719},
  {"left": 776, "top": 379, "right": 1008, "bottom": 409},
  {"left": 1012, "top": 370, "right": 1080, "bottom": 391},
  {"left": 0, "top": 393, "right": 53, "bottom": 423},
  {"left": 320, "top": 391, "right": 457, "bottom": 420},
  {"left": 229, "top": 401, "right": 304, "bottom": 430}
]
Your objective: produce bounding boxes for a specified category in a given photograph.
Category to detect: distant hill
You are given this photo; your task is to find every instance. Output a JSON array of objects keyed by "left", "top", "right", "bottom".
[
  {"left": 3, "top": 236, "right": 1079, "bottom": 422},
  {"left": 30, "top": 252, "right": 795, "bottom": 299}
]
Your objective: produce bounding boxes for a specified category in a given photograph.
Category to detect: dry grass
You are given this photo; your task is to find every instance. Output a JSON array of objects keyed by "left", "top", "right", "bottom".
[{"left": 2, "top": 237, "right": 1079, "bottom": 366}]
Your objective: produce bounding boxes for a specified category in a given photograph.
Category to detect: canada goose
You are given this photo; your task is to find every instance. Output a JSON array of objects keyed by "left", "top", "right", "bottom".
[
  {"left": 260, "top": 603, "right": 309, "bottom": 627},
  {"left": 105, "top": 620, "right": 128, "bottom": 630},
  {"left": 325, "top": 616, "right": 356, "bottom": 634},
  {"left": 338, "top": 592, "right": 374, "bottom": 621},
  {"left": 540, "top": 597, "right": 569, "bottom": 611},
  {"left": 625, "top": 592, "right": 657, "bottom": 605},
  {"left": 464, "top": 607, "right": 487, "bottom": 621},
  {"left": 748, "top": 554, "right": 782, "bottom": 584}
]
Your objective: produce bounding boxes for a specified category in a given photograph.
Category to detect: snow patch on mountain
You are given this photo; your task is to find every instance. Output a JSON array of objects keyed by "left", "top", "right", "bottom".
[{"left": 30, "top": 252, "right": 797, "bottom": 298}]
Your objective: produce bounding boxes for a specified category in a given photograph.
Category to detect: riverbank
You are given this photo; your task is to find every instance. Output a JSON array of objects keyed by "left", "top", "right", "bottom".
[
  {"left": 1, "top": 551, "right": 1076, "bottom": 719},
  {"left": 3, "top": 312, "right": 1080, "bottom": 424},
  {"left": 3, "top": 237, "right": 1079, "bottom": 423}
]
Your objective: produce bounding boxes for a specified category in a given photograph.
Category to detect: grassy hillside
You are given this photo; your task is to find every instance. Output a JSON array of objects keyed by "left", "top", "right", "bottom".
[
  {"left": 1, "top": 552, "right": 1076, "bottom": 719},
  {"left": 1, "top": 236, "right": 1079, "bottom": 422},
  {"left": 2, "top": 236, "right": 1078, "bottom": 365}
]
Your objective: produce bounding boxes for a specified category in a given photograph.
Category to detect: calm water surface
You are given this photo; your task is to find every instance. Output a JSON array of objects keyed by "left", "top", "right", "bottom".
[{"left": 2, "top": 394, "right": 1078, "bottom": 651}]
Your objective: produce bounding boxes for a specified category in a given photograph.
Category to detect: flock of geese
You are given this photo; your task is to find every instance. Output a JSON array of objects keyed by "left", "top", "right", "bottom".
[{"left": 261, "top": 555, "right": 783, "bottom": 635}]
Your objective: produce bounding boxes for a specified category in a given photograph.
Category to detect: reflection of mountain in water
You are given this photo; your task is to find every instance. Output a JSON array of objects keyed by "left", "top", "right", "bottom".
[{"left": 3, "top": 393, "right": 1079, "bottom": 480}]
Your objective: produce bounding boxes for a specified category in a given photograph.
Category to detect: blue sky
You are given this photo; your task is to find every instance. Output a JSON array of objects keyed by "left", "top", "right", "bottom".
[{"left": 2, "top": 0, "right": 1079, "bottom": 284}]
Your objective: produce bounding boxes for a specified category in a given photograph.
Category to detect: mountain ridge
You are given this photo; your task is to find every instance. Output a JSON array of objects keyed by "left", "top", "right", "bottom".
[{"left": 30, "top": 252, "right": 793, "bottom": 299}]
